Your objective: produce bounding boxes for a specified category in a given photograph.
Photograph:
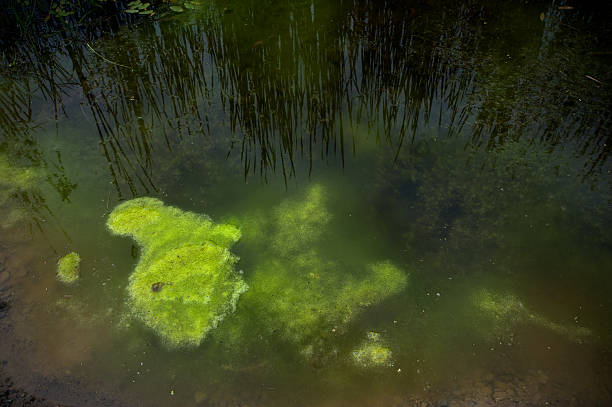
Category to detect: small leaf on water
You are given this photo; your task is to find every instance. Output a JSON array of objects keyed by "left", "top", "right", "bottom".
[
  {"left": 184, "top": 2, "right": 196, "bottom": 9},
  {"left": 170, "top": 6, "right": 184, "bottom": 12},
  {"left": 140, "top": 2, "right": 150, "bottom": 8},
  {"left": 126, "top": 9, "right": 139, "bottom": 13},
  {"left": 139, "top": 10, "right": 154, "bottom": 15},
  {"left": 539, "top": 12, "right": 545, "bottom": 21},
  {"left": 128, "top": 1, "right": 141, "bottom": 6}
]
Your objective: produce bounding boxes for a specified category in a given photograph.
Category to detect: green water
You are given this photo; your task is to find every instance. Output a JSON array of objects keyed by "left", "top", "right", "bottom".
[{"left": 1, "top": 0, "right": 611, "bottom": 405}]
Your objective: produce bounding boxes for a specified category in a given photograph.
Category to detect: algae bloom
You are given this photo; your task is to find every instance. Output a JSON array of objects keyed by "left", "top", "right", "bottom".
[
  {"left": 57, "top": 252, "right": 81, "bottom": 284},
  {"left": 351, "top": 331, "right": 393, "bottom": 368},
  {"left": 107, "top": 197, "right": 248, "bottom": 347}
]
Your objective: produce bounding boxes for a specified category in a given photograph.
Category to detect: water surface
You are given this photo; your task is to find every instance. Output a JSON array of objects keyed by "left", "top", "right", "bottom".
[{"left": 1, "top": 0, "right": 611, "bottom": 405}]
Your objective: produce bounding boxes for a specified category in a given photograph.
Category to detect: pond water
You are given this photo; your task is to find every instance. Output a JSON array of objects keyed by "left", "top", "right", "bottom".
[{"left": 1, "top": 0, "right": 611, "bottom": 405}]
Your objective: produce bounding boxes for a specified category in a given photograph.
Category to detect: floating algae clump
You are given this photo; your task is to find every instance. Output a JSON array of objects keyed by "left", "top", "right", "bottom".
[
  {"left": 107, "top": 198, "right": 247, "bottom": 347},
  {"left": 351, "top": 332, "right": 393, "bottom": 368},
  {"left": 472, "top": 288, "right": 591, "bottom": 343},
  {"left": 57, "top": 252, "right": 81, "bottom": 284}
]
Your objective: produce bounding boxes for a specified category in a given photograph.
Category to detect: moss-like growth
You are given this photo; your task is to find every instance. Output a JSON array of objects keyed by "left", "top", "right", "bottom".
[
  {"left": 351, "top": 332, "right": 393, "bottom": 368},
  {"left": 248, "top": 257, "right": 407, "bottom": 346},
  {"left": 0, "top": 154, "right": 42, "bottom": 193},
  {"left": 0, "top": 154, "right": 44, "bottom": 228},
  {"left": 57, "top": 252, "right": 81, "bottom": 284},
  {"left": 107, "top": 198, "right": 247, "bottom": 347},
  {"left": 472, "top": 288, "right": 591, "bottom": 343},
  {"left": 234, "top": 185, "right": 408, "bottom": 359},
  {"left": 272, "top": 184, "right": 331, "bottom": 255}
]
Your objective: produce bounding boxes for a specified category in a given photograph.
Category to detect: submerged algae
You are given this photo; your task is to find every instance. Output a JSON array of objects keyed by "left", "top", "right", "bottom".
[
  {"left": 351, "top": 332, "right": 393, "bottom": 368},
  {"left": 0, "top": 155, "right": 41, "bottom": 196},
  {"left": 472, "top": 288, "right": 591, "bottom": 343},
  {"left": 236, "top": 185, "right": 408, "bottom": 358},
  {"left": 0, "top": 154, "right": 44, "bottom": 228},
  {"left": 248, "top": 257, "right": 407, "bottom": 345},
  {"left": 272, "top": 184, "right": 331, "bottom": 255},
  {"left": 107, "top": 198, "right": 247, "bottom": 347},
  {"left": 57, "top": 252, "right": 81, "bottom": 284}
]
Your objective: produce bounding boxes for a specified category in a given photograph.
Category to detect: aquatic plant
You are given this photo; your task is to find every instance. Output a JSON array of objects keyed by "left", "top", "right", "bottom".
[
  {"left": 0, "top": 154, "right": 42, "bottom": 194},
  {"left": 57, "top": 252, "right": 81, "bottom": 284},
  {"left": 247, "top": 257, "right": 407, "bottom": 345},
  {"left": 0, "top": 154, "right": 42, "bottom": 206},
  {"left": 351, "top": 332, "right": 393, "bottom": 368},
  {"left": 107, "top": 197, "right": 247, "bottom": 347},
  {"left": 234, "top": 185, "right": 408, "bottom": 359},
  {"left": 0, "top": 153, "right": 45, "bottom": 227},
  {"left": 472, "top": 288, "right": 592, "bottom": 343},
  {"left": 272, "top": 184, "right": 331, "bottom": 255}
]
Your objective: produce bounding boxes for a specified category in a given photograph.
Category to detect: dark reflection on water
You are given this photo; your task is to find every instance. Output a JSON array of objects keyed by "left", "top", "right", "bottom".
[
  {"left": 0, "top": 1, "right": 611, "bottom": 406},
  {"left": 1, "top": 0, "right": 610, "bottom": 193}
]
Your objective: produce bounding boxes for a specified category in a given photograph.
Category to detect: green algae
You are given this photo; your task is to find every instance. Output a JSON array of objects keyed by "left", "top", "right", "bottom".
[
  {"left": 247, "top": 257, "right": 407, "bottom": 345},
  {"left": 0, "top": 154, "right": 42, "bottom": 193},
  {"left": 107, "top": 197, "right": 247, "bottom": 347},
  {"left": 57, "top": 252, "right": 81, "bottom": 284},
  {"left": 472, "top": 288, "right": 592, "bottom": 343},
  {"left": 272, "top": 184, "right": 331, "bottom": 255},
  {"left": 351, "top": 332, "right": 393, "bottom": 368},
  {"left": 232, "top": 185, "right": 408, "bottom": 360},
  {"left": 0, "top": 153, "right": 44, "bottom": 228}
]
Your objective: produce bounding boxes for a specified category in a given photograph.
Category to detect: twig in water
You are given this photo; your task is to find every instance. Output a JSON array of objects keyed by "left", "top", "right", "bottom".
[
  {"left": 585, "top": 75, "right": 606, "bottom": 85},
  {"left": 86, "top": 43, "right": 133, "bottom": 70}
]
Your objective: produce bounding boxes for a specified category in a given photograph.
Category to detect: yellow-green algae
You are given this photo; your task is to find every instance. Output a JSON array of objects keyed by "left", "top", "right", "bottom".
[
  {"left": 0, "top": 154, "right": 44, "bottom": 228},
  {"left": 351, "top": 332, "right": 393, "bottom": 368},
  {"left": 234, "top": 185, "right": 408, "bottom": 358},
  {"left": 57, "top": 252, "right": 81, "bottom": 284},
  {"left": 107, "top": 197, "right": 247, "bottom": 347},
  {"left": 248, "top": 257, "right": 407, "bottom": 345},
  {"left": 272, "top": 184, "right": 331, "bottom": 255},
  {"left": 472, "top": 288, "right": 591, "bottom": 343},
  {"left": 0, "top": 154, "right": 42, "bottom": 195}
]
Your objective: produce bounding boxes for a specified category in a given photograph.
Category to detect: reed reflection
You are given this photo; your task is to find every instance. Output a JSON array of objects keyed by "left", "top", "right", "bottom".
[{"left": 0, "top": 0, "right": 609, "bottom": 198}]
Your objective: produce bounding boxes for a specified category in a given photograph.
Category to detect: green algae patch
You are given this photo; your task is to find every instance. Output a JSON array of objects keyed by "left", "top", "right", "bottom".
[
  {"left": 351, "top": 332, "right": 393, "bottom": 368},
  {"left": 272, "top": 184, "right": 331, "bottom": 255},
  {"left": 0, "top": 154, "right": 42, "bottom": 194},
  {"left": 107, "top": 198, "right": 247, "bottom": 347},
  {"left": 57, "top": 252, "right": 81, "bottom": 284},
  {"left": 472, "top": 288, "right": 592, "bottom": 343},
  {"left": 0, "top": 154, "right": 44, "bottom": 228},
  {"left": 246, "top": 247, "right": 407, "bottom": 347},
  {"left": 338, "top": 261, "right": 408, "bottom": 310},
  {"left": 234, "top": 185, "right": 408, "bottom": 360}
]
